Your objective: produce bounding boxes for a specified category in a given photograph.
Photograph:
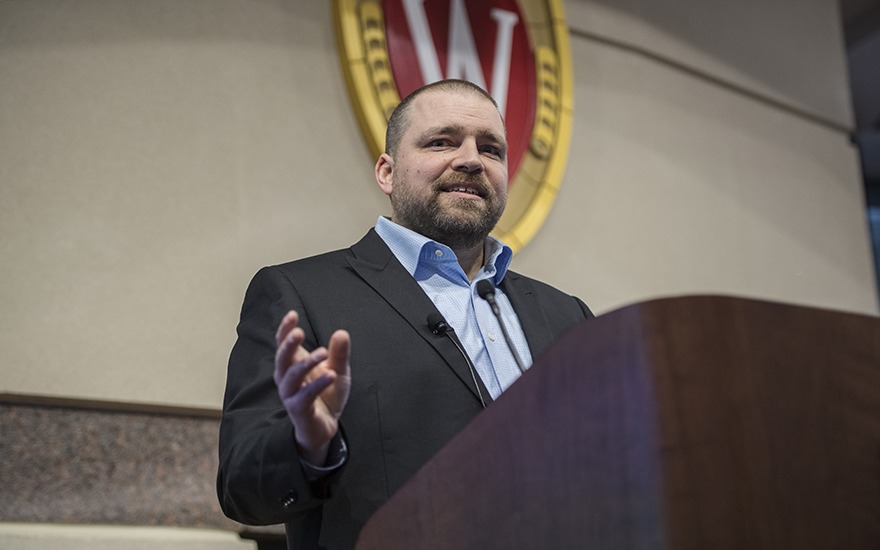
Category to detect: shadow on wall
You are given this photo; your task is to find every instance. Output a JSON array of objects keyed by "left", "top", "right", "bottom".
[{"left": 581, "top": 0, "right": 849, "bottom": 124}]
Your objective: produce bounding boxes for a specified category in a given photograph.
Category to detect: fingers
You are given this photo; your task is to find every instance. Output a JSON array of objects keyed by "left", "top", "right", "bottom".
[
  {"left": 273, "top": 311, "right": 351, "bottom": 417},
  {"left": 326, "top": 330, "right": 351, "bottom": 376},
  {"left": 274, "top": 312, "right": 348, "bottom": 396},
  {"left": 274, "top": 310, "right": 310, "bottom": 397},
  {"left": 275, "top": 310, "right": 300, "bottom": 345},
  {"left": 281, "top": 367, "right": 336, "bottom": 415},
  {"left": 275, "top": 310, "right": 302, "bottom": 352},
  {"left": 274, "top": 326, "right": 306, "bottom": 384},
  {"left": 276, "top": 344, "right": 327, "bottom": 395}
]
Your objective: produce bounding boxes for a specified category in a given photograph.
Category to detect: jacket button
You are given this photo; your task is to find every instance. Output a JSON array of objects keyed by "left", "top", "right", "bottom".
[{"left": 281, "top": 491, "right": 298, "bottom": 509}]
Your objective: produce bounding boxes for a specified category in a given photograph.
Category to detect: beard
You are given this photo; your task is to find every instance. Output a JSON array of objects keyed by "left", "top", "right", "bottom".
[{"left": 390, "top": 172, "right": 506, "bottom": 250}]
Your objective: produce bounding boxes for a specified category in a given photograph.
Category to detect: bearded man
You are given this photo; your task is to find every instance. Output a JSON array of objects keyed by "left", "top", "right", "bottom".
[{"left": 218, "top": 79, "right": 592, "bottom": 550}]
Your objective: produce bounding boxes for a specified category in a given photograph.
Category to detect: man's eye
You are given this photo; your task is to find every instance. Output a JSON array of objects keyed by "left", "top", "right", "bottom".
[
  {"left": 429, "top": 139, "right": 448, "bottom": 147},
  {"left": 482, "top": 146, "right": 504, "bottom": 159}
]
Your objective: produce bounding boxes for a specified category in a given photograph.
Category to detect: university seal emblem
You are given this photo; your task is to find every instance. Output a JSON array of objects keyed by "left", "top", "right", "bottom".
[{"left": 333, "top": 0, "right": 573, "bottom": 251}]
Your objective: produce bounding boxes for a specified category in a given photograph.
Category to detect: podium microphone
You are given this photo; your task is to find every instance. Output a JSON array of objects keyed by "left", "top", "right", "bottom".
[
  {"left": 427, "top": 313, "right": 487, "bottom": 409},
  {"left": 476, "top": 280, "right": 527, "bottom": 375}
]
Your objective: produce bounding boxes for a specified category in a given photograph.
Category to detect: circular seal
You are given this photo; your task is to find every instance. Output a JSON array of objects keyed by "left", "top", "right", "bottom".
[{"left": 333, "top": 0, "right": 573, "bottom": 252}]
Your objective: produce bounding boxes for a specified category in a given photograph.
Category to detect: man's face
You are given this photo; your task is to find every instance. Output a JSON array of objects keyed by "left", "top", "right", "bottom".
[{"left": 376, "top": 89, "right": 508, "bottom": 250}]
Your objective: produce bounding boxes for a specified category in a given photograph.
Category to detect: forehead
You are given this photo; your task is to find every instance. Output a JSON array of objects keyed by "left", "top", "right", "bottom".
[{"left": 406, "top": 90, "right": 505, "bottom": 137}]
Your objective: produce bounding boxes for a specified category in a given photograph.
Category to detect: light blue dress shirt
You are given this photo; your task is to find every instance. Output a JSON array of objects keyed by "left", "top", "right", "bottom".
[{"left": 375, "top": 216, "right": 533, "bottom": 399}]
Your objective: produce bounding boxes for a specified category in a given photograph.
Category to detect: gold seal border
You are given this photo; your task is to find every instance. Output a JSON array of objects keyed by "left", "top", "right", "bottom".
[{"left": 332, "top": 0, "right": 573, "bottom": 253}]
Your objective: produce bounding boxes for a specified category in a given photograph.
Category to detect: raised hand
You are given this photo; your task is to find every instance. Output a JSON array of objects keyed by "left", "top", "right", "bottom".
[{"left": 273, "top": 310, "right": 351, "bottom": 465}]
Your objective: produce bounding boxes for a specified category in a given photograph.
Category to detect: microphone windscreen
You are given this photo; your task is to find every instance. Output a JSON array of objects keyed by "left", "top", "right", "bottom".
[
  {"left": 476, "top": 279, "right": 495, "bottom": 300},
  {"left": 427, "top": 312, "right": 448, "bottom": 334}
]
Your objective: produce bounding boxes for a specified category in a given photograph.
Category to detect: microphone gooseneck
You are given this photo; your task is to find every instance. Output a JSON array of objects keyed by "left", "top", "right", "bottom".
[
  {"left": 475, "top": 280, "right": 527, "bottom": 375},
  {"left": 426, "top": 313, "right": 487, "bottom": 409}
]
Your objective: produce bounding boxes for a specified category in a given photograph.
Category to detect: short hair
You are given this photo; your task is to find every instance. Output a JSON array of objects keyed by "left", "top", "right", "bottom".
[{"left": 384, "top": 79, "right": 502, "bottom": 157}]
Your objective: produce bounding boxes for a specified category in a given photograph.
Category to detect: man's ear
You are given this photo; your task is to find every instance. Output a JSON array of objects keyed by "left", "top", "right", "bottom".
[{"left": 375, "top": 153, "right": 394, "bottom": 197}]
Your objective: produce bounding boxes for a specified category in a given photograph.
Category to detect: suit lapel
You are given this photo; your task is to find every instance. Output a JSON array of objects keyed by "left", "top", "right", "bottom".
[
  {"left": 346, "top": 230, "right": 491, "bottom": 403},
  {"left": 500, "top": 272, "right": 557, "bottom": 360}
]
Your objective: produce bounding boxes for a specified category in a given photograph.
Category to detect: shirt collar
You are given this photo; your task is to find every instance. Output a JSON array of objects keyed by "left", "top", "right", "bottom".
[{"left": 374, "top": 216, "right": 513, "bottom": 283}]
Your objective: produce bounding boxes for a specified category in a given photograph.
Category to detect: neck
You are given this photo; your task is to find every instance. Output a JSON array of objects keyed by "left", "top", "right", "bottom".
[{"left": 453, "top": 241, "right": 486, "bottom": 281}]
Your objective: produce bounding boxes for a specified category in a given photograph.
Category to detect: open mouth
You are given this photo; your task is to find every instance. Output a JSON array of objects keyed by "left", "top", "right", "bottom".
[
  {"left": 439, "top": 180, "right": 487, "bottom": 199},
  {"left": 445, "top": 186, "right": 483, "bottom": 197}
]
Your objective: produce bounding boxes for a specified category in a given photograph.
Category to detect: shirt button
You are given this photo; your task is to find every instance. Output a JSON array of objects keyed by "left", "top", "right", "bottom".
[
  {"left": 435, "top": 249, "right": 443, "bottom": 257},
  {"left": 488, "top": 331, "right": 496, "bottom": 342}
]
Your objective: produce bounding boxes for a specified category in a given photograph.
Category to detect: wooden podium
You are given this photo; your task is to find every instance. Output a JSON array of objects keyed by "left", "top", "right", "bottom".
[{"left": 356, "top": 296, "right": 880, "bottom": 549}]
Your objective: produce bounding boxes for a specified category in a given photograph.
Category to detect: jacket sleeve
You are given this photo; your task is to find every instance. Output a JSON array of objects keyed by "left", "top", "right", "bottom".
[
  {"left": 575, "top": 295, "right": 594, "bottom": 320},
  {"left": 216, "top": 266, "right": 339, "bottom": 526}
]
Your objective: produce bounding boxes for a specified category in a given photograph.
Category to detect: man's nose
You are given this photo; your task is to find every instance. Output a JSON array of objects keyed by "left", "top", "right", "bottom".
[{"left": 452, "top": 140, "right": 483, "bottom": 173}]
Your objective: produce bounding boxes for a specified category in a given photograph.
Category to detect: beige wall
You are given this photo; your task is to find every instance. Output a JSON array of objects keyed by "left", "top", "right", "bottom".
[
  {"left": 1, "top": 0, "right": 876, "bottom": 414},
  {"left": 0, "top": 524, "right": 254, "bottom": 550},
  {"left": 521, "top": 0, "right": 876, "bottom": 314}
]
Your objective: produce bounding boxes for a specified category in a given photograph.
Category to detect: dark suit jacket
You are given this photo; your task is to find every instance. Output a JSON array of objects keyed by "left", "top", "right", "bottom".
[{"left": 217, "top": 229, "right": 592, "bottom": 549}]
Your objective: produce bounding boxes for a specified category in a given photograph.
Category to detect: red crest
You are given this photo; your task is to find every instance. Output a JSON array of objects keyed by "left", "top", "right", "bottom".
[{"left": 334, "top": 0, "right": 574, "bottom": 251}]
